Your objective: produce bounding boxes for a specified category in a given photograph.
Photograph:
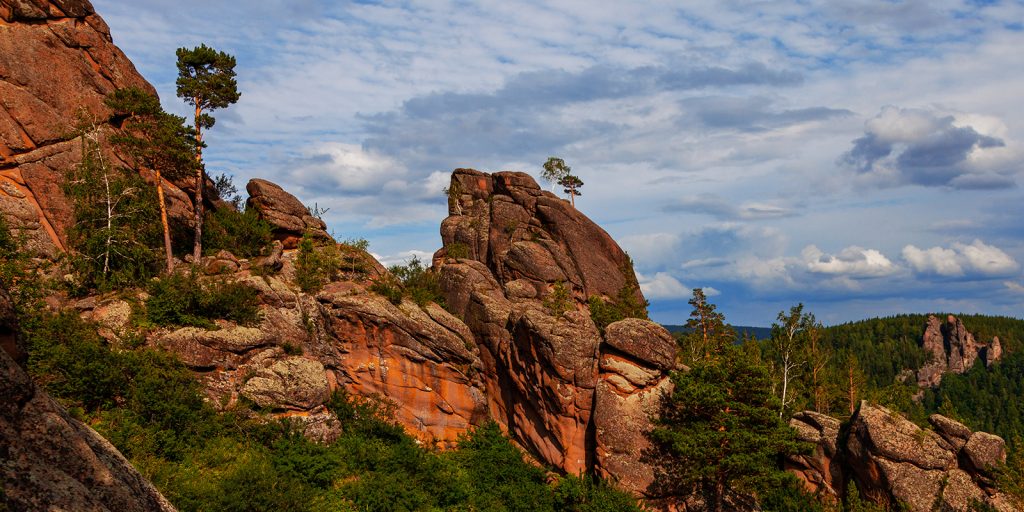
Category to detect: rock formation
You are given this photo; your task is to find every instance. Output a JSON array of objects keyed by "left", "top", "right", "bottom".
[
  {"left": 0, "top": 0, "right": 208, "bottom": 257},
  {"left": 789, "top": 402, "right": 1015, "bottom": 511},
  {"left": 917, "top": 315, "right": 1002, "bottom": 388},
  {"left": 245, "top": 178, "right": 332, "bottom": 248},
  {"left": 433, "top": 169, "right": 673, "bottom": 491},
  {"left": 0, "top": 285, "right": 176, "bottom": 511}
]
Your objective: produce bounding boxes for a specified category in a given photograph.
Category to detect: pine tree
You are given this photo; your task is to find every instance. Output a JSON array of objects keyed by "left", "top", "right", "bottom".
[
  {"left": 175, "top": 44, "right": 240, "bottom": 261},
  {"left": 106, "top": 87, "right": 197, "bottom": 272},
  {"left": 541, "top": 157, "right": 583, "bottom": 207},
  {"left": 680, "top": 287, "right": 735, "bottom": 363},
  {"left": 650, "top": 291, "right": 808, "bottom": 511}
]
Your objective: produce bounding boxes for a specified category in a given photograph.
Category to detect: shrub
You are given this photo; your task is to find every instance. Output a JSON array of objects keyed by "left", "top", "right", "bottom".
[
  {"left": 203, "top": 207, "right": 273, "bottom": 258},
  {"left": 146, "top": 271, "right": 261, "bottom": 328},
  {"left": 588, "top": 267, "right": 649, "bottom": 332},
  {"left": 338, "top": 238, "right": 370, "bottom": 275},
  {"left": 553, "top": 474, "right": 644, "bottom": 512},
  {"left": 26, "top": 311, "right": 127, "bottom": 411},
  {"left": 295, "top": 233, "right": 341, "bottom": 293},
  {"left": 389, "top": 256, "right": 444, "bottom": 307},
  {"left": 369, "top": 276, "right": 403, "bottom": 305},
  {"left": 544, "top": 281, "right": 573, "bottom": 317},
  {"left": 445, "top": 242, "right": 469, "bottom": 259}
]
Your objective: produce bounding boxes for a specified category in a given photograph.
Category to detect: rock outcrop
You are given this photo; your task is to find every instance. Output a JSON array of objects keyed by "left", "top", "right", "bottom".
[
  {"left": 0, "top": 0, "right": 209, "bottom": 257},
  {"left": 0, "top": 285, "right": 176, "bottom": 511},
  {"left": 917, "top": 315, "right": 1002, "bottom": 388},
  {"left": 245, "top": 178, "right": 332, "bottom": 248},
  {"left": 434, "top": 169, "right": 673, "bottom": 492},
  {"left": 789, "top": 402, "right": 1015, "bottom": 511}
]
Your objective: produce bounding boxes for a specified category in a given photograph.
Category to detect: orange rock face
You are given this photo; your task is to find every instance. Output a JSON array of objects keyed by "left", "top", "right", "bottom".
[
  {"left": 435, "top": 168, "right": 676, "bottom": 493},
  {"left": 0, "top": 0, "right": 199, "bottom": 253}
]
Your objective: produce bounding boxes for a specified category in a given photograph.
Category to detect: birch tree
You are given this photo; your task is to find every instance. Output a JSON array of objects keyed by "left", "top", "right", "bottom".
[{"left": 770, "top": 304, "right": 807, "bottom": 418}]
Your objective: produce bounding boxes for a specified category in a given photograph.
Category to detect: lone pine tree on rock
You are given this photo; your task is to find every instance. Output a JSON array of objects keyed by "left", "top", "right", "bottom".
[
  {"left": 542, "top": 157, "right": 584, "bottom": 207},
  {"left": 176, "top": 44, "right": 240, "bottom": 261}
]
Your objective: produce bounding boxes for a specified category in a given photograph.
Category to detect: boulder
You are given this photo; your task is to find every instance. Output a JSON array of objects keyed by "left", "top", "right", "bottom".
[
  {"left": 786, "top": 411, "right": 844, "bottom": 499},
  {"left": 245, "top": 179, "right": 332, "bottom": 248},
  {"left": 240, "top": 357, "right": 330, "bottom": 410},
  {"left": 962, "top": 431, "right": 1006, "bottom": 478}
]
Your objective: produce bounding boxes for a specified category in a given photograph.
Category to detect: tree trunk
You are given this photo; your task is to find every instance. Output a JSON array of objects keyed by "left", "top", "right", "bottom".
[
  {"left": 156, "top": 170, "right": 173, "bottom": 272},
  {"left": 192, "top": 102, "right": 204, "bottom": 262},
  {"left": 848, "top": 365, "right": 856, "bottom": 414},
  {"left": 712, "top": 477, "right": 725, "bottom": 512},
  {"left": 103, "top": 171, "right": 112, "bottom": 277}
]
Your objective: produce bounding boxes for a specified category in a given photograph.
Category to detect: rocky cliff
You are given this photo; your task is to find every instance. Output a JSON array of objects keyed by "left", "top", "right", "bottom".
[
  {"left": 0, "top": 0, "right": 199, "bottom": 257},
  {"left": 788, "top": 402, "right": 1016, "bottom": 511},
  {"left": 917, "top": 314, "right": 1002, "bottom": 388},
  {"left": 126, "top": 170, "right": 675, "bottom": 495}
]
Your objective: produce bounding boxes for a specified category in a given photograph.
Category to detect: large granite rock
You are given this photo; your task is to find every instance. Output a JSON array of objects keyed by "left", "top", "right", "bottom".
[
  {"left": 0, "top": 0, "right": 202, "bottom": 256},
  {"left": 433, "top": 168, "right": 673, "bottom": 493},
  {"left": 245, "top": 178, "right": 332, "bottom": 249},
  {"left": 794, "top": 402, "right": 1015, "bottom": 512},
  {"left": 0, "top": 284, "right": 176, "bottom": 511},
  {"left": 917, "top": 315, "right": 1002, "bottom": 388}
]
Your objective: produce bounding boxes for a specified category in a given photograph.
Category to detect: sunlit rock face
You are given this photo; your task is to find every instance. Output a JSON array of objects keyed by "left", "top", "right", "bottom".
[
  {"left": 434, "top": 168, "right": 675, "bottom": 492},
  {"left": 0, "top": 0, "right": 208, "bottom": 257},
  {"left": 917, "top": 314, "right": 1002, "bottom": 388}
]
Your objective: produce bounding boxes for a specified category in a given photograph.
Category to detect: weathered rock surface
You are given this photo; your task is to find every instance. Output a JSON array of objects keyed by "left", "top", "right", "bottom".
[
  {"left": 917, "top": 315, "right": 1002, "bottom": 388},
  {"left": 433, "top": 168, "right": 673, "bottom": 492},
  {"left": 245, "top": 178, "right": 332, "bottom": 248},
  {"left": 0, "top": 0, "right": 203, "bottom": 256},
  {"left": 241, "top": 357, "right": 330, "bottom": 410},
  {"left": 0, "top": 285, "right": 176, "bottom": 511},
  {"left": 793, "top": 402, "right": 1014, "bottom": 511},
  {"left": 786, "top": 411, "right": 844, "bottom": 500}
]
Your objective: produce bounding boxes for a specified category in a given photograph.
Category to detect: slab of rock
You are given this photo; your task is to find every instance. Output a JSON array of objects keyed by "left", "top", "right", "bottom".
[
  {"left": 245, "top": 179, "right": 331, "bottom": 248},
  {"left": 241, "top": 357, "right": 330, "bottom": 410}
]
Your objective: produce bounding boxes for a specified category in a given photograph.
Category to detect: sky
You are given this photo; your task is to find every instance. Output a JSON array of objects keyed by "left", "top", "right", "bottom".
[{"left": 91, "top": 0, "right": 1024, "bottom": 326}]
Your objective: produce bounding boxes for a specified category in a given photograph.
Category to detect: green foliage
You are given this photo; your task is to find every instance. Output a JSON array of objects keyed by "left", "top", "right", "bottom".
[
  {"left": 997, "top": 440, "right": 1024, "bottom": 510},
  {"left": 175, "top": 44, "right": 240, "bottom": 130},
  {"left": 64, "top": 119, "right": 162, "bottom": 292},
  {"left": 542, "top": 156, "right": 584, "bottom": 202},
  {"left": 106, "top": 87, "right": 197, "bottom": 186},
  {"left": 213, "top": 172, "right": 243, "bottom": 209},
  {"left": 202, "top": 207, "right": 273, "bottom": 258},
  {"left": 368, "top": 275, "right": 403, "bottom": 305},
  {"left": 145, "top": 271, "right": 261, "bottom": 328},
  {"left": 445, "top": 241, "right": 470, "bottom": 259},
  {"left": 587, "top": 277, "right": 649, "bottom": 333},
  {"left": 388, "top": 256, "right": 444, "bottom": 307},
  {"left": 295, "top": 233, "right": 341, "bottom": 293},
  {"left": 544, "top": 280, "right": 574, "bottom": 317},
  {"left": 649, "top": 293, "right": 809, "bottom": 511},
  {"left": 676, "top": 287, "right": 734, "bottom": 363},
  {"left": 26, "top": 311, "right": 127, "bottom": 411},
  {"left": 843, "top": 481, "right": 887, "bottom": 512},
  {"left": 552, "top": 474, "right": 644, "bottom": 512},
  {"left": 338, "top": 237, "right": 370, "bottom": 275}
]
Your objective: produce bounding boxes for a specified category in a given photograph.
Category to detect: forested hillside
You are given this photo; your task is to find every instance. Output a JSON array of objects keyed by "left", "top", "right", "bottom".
[{"left": 820, "top": 314, "right": 1024, "bottom": 446}]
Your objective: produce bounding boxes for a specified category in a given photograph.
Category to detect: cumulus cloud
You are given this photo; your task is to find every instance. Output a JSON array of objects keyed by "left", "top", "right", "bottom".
[
  {"left": 841, "top": 106, "right": 1013, "bottom": 189},
  {"left": 638, "top": 272, "right": 691, "bottom": 300},
  {"left": 1004, "top": 281, "right": 1024, "bottom": 294},
  {"left": 802, "top": 245, "right": 900, "bottom": 277},
  {"left": 902, "top": 239, "right": 1019, "bottom": 277},
  {"left": 664, "top": 194, "right": 796, "bottom": 220}
]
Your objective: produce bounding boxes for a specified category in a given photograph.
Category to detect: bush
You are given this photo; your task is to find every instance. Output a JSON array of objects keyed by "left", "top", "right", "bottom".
[
  {"left": 295, "top": 233, "right": 341, "bottom": 293},
  {"left": 203, "top": 207, "right": 274, "bottom": 258},
  {"left": 389, "top": 256, "right": 444, "bottom": 307},
  {"left": 588, "top": 271, "right": 649, "bottom": 333},
  {"left": 26, "top": 311, "right": 127, "bottom": 411},
  {"left": 544, "top": 281, "right": 574, "bottom": 317},
  {"left": 146, "top": 271, "right": 261, "bottom": 328}
]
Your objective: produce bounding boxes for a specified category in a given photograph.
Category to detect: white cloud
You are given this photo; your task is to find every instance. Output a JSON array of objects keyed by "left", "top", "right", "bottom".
[
  {"left": 638, "top": 272, "right": 691, "bottom": 300},
  {"left": 802, "top": 245, "right": 899, "bottom": 278},
  {"left": 1004, "top": 281, "right": 1024, "bottom": 294},
  {"left": 902, "top": 239, "right": 1019, "bottom": 277}
]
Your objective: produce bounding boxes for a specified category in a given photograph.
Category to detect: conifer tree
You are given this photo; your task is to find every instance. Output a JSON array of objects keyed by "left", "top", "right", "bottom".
[
  {"left": 680, "top": 287, "right": 735, "bottom": 363},
  {"left": 541, "top": 157, "right": 584, "bottom": 207},
  {"left": 175, "top": 44, "right": 240, "bottom": 261},
  {"left": 106, "top": 87, "right": 197, "bottom": 272},
  {"left": 650, "top": 293, "right": 808, "bottom": 511}
]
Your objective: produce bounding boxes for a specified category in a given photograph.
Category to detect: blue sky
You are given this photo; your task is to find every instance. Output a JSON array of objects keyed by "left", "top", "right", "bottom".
[{"left": 92, "top": 0, "right": 1024, "bottom": 326}]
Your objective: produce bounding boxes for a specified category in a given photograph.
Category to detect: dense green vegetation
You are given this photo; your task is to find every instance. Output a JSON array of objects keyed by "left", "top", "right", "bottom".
[
  {"left": 22, "top": 310, "right": 640, "bottom": 512},
  {"left": 145, "top": 271, "right": 262, "bottom": 328},
  {"left": 371, "top": 255, "right": 447, "bottom": 308}
]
